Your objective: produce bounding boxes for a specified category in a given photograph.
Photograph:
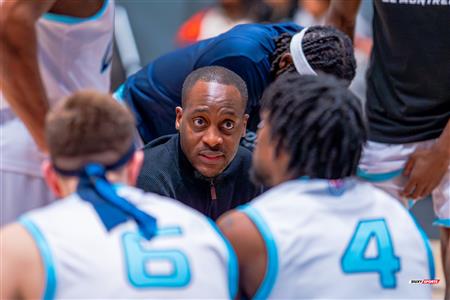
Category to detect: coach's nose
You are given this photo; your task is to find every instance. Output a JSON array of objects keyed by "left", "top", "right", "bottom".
[{"left": 202, "top": 126, "right": 223, "bottom": 149}]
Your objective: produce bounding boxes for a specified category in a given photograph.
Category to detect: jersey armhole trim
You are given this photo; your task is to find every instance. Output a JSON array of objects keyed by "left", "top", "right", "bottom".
[
  {"left": 18, "top": 216, "right": 57, "bottom": 300},
  {"left": 113, "top": 84, "right": 126, "bottom": 103},
  {"left": 43, "top": 0, "right": 110, "bottom": 24},
  {"left": 408, "top": 212, "right": 435, "bottom": 279},
  {"left": 238, "top": 204, "right": 278, "bottom": 300},
  {"left": 433, "top": 218, "right": 450, "bottom": 228},
  {"left": 356, "top": 167, "right": 403, "bottom": 182},
  {"left": 207, "top": 218, "right": 239, "bottom": 300}
]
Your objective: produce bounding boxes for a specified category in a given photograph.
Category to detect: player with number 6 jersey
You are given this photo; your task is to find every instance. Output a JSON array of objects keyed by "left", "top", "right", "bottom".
[
  {"left": 19, "top": 185, "right": 236, "bottom": 299},
  {"left": 0, "top": 92, "right": 237, "bottom": 300}
]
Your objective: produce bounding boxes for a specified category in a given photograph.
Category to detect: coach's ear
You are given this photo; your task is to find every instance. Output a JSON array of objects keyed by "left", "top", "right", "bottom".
[
  {"left": 41, "top": 160, "right": 64, "bottom": 198},
  {"left": 127, "top": 150, "right": 144, "bottom": 186},
  {"left": 175, "top": 106, "right": 183, "bottom": 131}
]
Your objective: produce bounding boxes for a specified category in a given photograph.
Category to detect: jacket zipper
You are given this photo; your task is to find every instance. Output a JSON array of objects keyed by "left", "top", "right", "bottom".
[
  {"left": 210, "top": 179, "right": 217, "bottom": 201},
  {"left": 208, "top": 179, "right": 217, "bottom": 217}
]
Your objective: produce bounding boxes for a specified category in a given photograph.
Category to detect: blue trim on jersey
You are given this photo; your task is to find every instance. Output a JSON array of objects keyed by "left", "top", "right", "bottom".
[
  {"left": 207, "top": 219, "right": 239, "bottom": 300},
  {"left": 43, "top": 0, "right": 109, "bottom": 24},
  {"left": 408, "top": 199, "right": 416, "bottom": 209},
  {"left": 239, "top": 205, "right": 278, "bottom": 300},
  {"left": 19, "top": 217, "right": 57, "bottom": 300},
  {"left": 409, "top": 213, "right": 435, "bottom": 279},
  {"left": 433, "top": 218, "right": 450, "bottom": 228},
  {"left": 356, "top": 168, "right": 403, "bottom": 182},
  {"left": 113, "top": 84, "right": 126, "bottom": 103}
]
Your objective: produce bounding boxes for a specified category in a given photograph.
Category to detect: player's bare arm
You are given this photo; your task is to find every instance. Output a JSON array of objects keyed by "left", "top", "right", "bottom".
[
  {"left": 0, "top": 224, "right": 44, "bottom": 300},
  {"left": 0, "top": 0, "right": 104, "bottom": 152},
  {"left": 324, "top": 0, "right": 361, "bottom": 40},
  {"left": 217, "top": 211, "right": 267, "bottom": 299},
  {"left": 402, "top": 119, "right": 450, "bottom": 199},
  {"left": 0, "top": 0, "right": 57, "bottom": 151}
]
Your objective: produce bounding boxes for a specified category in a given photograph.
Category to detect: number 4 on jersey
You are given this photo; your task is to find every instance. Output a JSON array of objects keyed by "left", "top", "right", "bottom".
[{"left": 341, "top": 219, "right": 401, "bottom": 288}]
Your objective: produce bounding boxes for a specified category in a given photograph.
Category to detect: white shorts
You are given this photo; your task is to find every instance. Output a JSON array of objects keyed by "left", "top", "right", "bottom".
[
  {"left": 1, "top": 170, "right": 55, "bottom": 226},
  {"left": 358, "top": 140, "right": 450, "bottom": 227}
]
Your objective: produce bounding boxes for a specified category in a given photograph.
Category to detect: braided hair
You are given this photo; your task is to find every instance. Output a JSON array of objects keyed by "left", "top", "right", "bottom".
[
  {"left": 261, "top": 72, "right": 367, "bottom": 179},
  {"left": 270, "top": 26, "right": 356, "bottom": 84}
]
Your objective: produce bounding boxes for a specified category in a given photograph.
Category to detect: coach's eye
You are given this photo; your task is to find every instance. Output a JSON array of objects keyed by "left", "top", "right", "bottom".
[
  {"left": 222, "top": 120, "right": 235, "bottom": 130},
  {"left": 193, "top": 117, "right": 206, "bottom": 127}
]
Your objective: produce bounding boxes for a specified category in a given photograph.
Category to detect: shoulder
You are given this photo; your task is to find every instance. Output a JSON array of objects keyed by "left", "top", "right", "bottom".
[
  {"left": 222, "top": 22, "right": 300, "bottom": 40},
  {"left": 234, "top": 145, "right": 253, "bottom": 165},
  {"left": 138, "top": 134, "right": 179, "bottom": 191},
  {"left": 0, "top": 223, "right": 45, "bottom": 299},
  {"left": 141, "top": 135, "right": 178, "bottom": 172},
  {"left": 142, "top": 134, "right": 176, "bottom": 153},
  {"left": 198, "top": 23, "right": 292, "bottom": 63}
]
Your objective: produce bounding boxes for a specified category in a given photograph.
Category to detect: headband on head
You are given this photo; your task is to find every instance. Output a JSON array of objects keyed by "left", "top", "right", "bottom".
[
  {"left": 53, "top": 143, "right": 157, "bottom": 240},
  {"left": 289, "top": 27, "right": 317, "bottom": 76}
]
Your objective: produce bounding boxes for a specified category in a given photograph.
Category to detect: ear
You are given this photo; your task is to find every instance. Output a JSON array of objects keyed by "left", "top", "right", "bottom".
[
  {"left": 175, "top": 106, "right": 183, "bottom": 131},
  {"left": 41, "top": 160, "right": 63, "bottom": 198},
  {"left": 242, "top": 114, "right": 249, "bottom": 137},
  {"left": 126, "top": 150, "right": 144, "bottom": 186},
  {"left": 277, "top": 53, "right": 293, "bottom": 74}
]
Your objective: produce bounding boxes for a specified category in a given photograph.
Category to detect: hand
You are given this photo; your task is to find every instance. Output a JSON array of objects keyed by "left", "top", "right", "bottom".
[{"left": 401, "top": 145, "right": 450, "bottom": 199}]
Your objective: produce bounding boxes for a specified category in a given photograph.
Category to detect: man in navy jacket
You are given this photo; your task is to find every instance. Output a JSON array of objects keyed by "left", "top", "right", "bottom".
[{"left": 116, "top": 23, "right": 356, "bottom": 151}]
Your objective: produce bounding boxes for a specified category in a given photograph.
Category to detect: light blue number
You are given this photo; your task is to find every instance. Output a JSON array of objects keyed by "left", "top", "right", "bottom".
[
  {"left": 122, "top": 228, "right": 191, "bottom": 288},
  {"left": 341, "top": 219, "right": 401, "bottom": 288}
]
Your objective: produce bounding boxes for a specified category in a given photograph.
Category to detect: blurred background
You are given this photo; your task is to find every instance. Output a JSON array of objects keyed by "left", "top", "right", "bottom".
[{"left": 110, "top": 0, "right": 439, "bottom": 240}]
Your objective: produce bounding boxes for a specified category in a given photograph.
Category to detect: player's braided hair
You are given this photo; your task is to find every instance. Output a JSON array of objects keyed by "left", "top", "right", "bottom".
[
  {"left": 270, "top": 26, "right": 356, "bottom": 84},
  {"left": 261, "top": 72, "right": 367, "bottom": 179}
]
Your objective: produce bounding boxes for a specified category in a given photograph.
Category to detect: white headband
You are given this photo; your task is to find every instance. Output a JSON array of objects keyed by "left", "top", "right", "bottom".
[{"left": 289, "top": 27, "right": 317, "bottom": 76}]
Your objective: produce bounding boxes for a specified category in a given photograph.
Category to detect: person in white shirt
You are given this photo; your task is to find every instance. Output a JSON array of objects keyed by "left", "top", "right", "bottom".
[{"left": 218, "top": 73, "right": 433, "bottom": 299}]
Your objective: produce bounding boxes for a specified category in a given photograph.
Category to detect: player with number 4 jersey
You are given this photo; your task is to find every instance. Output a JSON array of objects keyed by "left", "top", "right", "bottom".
[{"left": 218, "top": 73, "right": 433, "bottom": 299}]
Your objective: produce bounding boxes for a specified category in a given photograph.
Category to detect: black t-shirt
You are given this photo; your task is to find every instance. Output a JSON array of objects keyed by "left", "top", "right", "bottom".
[{"left": 366, "top": 0, "right": 450, "bottom": 143}]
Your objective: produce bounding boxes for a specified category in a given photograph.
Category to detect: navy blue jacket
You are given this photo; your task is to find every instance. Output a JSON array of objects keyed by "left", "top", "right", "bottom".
[{"left": 116, "top": 22, "right": 301, "bottom": 149}]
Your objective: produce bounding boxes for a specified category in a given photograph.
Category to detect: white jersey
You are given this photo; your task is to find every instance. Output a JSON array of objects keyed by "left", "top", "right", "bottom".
[
  {"left": 20, "top": 186, "right": 237, "bottom": 299},
  {"left": 240, "top": 179, "right": 433, "bottom": 299},
  {"left": 0, "top": 0, "right": 114, "bottom": 176}
]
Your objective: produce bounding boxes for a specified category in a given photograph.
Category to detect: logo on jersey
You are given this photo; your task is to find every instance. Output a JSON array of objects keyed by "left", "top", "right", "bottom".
[
  {"left": 328, "top": 179, "right": 346, "bottom": 196},
  {"left": 101, "top": 40, "right": 113, "bottom": 73}
]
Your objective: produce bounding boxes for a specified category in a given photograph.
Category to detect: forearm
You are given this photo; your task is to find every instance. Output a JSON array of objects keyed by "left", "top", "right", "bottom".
[
  {"left": 0, "top": 1, "right": 55, "bottom": 152},
  {"left": 325, "top": 0, "right": 361, "bottom": 40},
  {"left": 1, "top": 29, "right": 48, "bottom": 151}
]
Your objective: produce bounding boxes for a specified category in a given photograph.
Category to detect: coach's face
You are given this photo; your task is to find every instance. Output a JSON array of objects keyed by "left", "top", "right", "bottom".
[{"left": 176, "top": 80, "right": 248, "bottom": 178}]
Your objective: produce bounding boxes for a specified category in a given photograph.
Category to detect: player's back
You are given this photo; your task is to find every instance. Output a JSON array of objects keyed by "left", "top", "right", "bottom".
[
  {"left": 240, "top": 179, "right": 433, "bottom": 299},
  {"left": 20, "top": 185, "right": 236, "bottom": 299}
]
